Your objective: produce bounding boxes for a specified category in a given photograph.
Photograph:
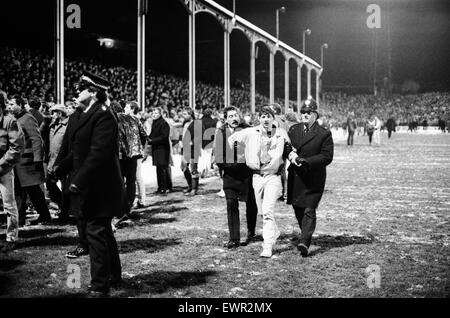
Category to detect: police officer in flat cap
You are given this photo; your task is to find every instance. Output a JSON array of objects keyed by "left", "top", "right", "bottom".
[
  {"left": 54, "top": 71, "right": 124, "bottom": 297},
  {"left": 285, "top": 98, "right": 334, "bottom": 257}
]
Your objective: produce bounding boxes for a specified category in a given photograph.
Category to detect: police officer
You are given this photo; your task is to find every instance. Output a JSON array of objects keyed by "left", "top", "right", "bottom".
[
  {"left": 55, "top": 72, "right": 124, "bottom": 297},
  {"left": 286, "top": 98, "right": 334, "bottom": 257}
]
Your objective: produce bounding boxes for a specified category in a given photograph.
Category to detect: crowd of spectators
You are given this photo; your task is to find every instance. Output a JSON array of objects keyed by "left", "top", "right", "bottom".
[
  {"left": 320, "top": 92, "right": 450, "bottom": 129},
  {"left": 1, "top": 46, "right": 449, "bottom": 130}
]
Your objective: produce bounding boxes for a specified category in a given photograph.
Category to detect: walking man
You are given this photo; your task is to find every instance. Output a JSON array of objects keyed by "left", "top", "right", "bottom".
[
  {"left": 229, "top": 106, "right": 290, "bottom": 258},
  {"left": 286, "top": 98, "right": 334, "bottom": 257},
  {"left": 214, "top": 106, "right": 257, "bottom": 249}
]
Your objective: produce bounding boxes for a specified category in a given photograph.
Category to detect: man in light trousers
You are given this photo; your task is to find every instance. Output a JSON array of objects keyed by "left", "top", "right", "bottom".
[
  {"left": 229, "top": 106, "right": 290, "bottom": 258},
  {"left": 0, "top": 92, "right": 24, "bottom": 252}
]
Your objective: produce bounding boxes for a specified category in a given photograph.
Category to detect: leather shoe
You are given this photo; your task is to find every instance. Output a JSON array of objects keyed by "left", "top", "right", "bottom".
[
  {"left": 241, "top": 234, "right": 257, "bottom": 246},
  {"left": 297, "top": 243, "right": 309, "bottom": 257},
  {"left": 223, "top": 240, "right": 240, "bottom": 249}
]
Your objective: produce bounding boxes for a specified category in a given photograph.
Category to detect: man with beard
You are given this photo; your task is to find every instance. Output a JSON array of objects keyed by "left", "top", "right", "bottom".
[
  {"left": 54, "top": 72, "right": 124, "bottom": 297},
  {"left": 285, "top": 98, "right": 334, "bottom": 257},
  {"left": 214, "top": 106, "right": 257, "bottom": 249}
]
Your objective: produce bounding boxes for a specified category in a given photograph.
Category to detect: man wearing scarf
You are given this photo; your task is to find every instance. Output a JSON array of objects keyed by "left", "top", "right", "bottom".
[{"left": 286, "top": 98, "right": 334, "bottom": 257}]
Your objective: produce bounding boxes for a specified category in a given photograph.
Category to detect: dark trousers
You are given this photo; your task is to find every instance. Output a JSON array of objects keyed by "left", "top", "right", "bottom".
[
  {"left": 368, "top": 131, "right": 373, "bottom": 144},
  {"left": 294, "top": 207, "right": 316, "bottom": 248},
  {"left": 46, "top": 177, "right": 69, "bottom": 217},
  {"left": 156, "top": 165, "right": 171, "bottom": 191},
  {"left": 77, "top": 218, "right": 88, "bottom": 250},
  {"left": 183, "top": 162, "right": 198, "bottom": 190},
  {"left": 120, "top": 158, "right": 138, "bottom": 210},
  {"left": 226, "top": 189, "right": 257, "bottom": 242},
  {"left": 388, "top": 130, "right": 393, "bottom": 139},
  {"left": 280, "top": 163, "right": 286, "bottom": 197},
  {"left": 85, "top": 217, "right": 121, "bottom": 293},
  {"left": 347, "top": 131, "right": 355, "bottom": 145},
  {"left": 16, "top": 184, "right": 51, "bottom": 223}
]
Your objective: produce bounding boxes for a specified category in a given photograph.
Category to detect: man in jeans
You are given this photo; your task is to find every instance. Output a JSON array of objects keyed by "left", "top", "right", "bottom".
[
  {"left": 229, "top": 106, "right": 290, "bottom": 258},
  {"left": 0, "top": 92, "right": 24, "bottom": 252}
]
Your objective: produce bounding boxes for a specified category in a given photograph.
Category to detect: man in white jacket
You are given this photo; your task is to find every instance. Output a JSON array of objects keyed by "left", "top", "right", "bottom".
[{"left": 228, "top": 106, "right": 290, "bottom": 258}]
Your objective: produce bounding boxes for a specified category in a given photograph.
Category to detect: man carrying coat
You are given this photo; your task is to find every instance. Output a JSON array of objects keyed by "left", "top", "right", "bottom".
[
  {"left": 55, "top": 72, "right": 124, "bottom": 297},
  {"left": 286, "top": 98, "right": 334, "bottom": 257}
]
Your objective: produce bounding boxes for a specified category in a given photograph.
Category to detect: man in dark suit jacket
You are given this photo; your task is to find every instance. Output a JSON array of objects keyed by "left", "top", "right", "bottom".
[
  {"left": 285, "top": 98, "right": 334, "bottom": 257},
  {"left": 148, "top": 107, "right": 171, "bottom": 194},
  {"left": 55, "top": 72, "right": 124, "bottom": 297},
  {"left": 214, "top": 106, "right": 257, "bottom": 249}
]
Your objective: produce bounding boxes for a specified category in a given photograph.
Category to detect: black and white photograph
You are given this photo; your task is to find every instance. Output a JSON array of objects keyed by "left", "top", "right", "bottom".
[{"left": 0, "top": 0, "right": 449, "bottom": 304}]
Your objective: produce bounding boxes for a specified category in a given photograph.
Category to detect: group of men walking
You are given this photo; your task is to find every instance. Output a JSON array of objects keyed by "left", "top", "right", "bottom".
[{"left": 214, "top": 99, "right": 334, "bottom": 258}]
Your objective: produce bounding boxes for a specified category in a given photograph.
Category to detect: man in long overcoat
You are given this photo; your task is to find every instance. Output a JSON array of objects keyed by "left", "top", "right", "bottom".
[
  {"left": 55, "top": 72, "right": 124, "bottom": 297},
  {"left": 10, "top": 96, "right": 51, "bottom": 225},
  {"left": 286, "top": 98, "right": 334, "bottom": 257}
]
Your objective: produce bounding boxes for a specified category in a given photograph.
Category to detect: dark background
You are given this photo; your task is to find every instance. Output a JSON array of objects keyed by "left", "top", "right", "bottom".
[{"left": 1, "top": 0, "right": 449, "bottom": 94}]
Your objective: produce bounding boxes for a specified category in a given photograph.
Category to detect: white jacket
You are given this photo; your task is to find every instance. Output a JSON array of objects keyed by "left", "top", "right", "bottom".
[{"left": 228, "top": 125, "right": 290, "bottom": 175}]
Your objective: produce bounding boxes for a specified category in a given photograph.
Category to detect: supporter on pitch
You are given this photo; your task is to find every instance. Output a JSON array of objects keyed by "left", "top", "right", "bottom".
[
  {"left": 371, "top": 114, "right": 382, "bottom": 146},
  {"left": 111, "top": 101, "right": 146, "bottom": 226},
  {"left": 180, "top": 107, "right": 199, "bottom": 195},
  {"left": 198, "top": 107, "right": 217, "bottom": 178},
  {"left": 54, "top": 72, "right": 123, "bottom": 297},
  {"left": 346, "top": 112, "right": 357, "bottom": 146},
  {"left": 10, "top": 95, "right": 52, "bottom": 226},
  {"left": 386, "top": 115, "right": 396, "bottom": 139},
  {"left": 148, "top": 107, "right": 171, "bottom": 195},
  {"left": 366, "top": 116, "right": 374, "bottom": 145},
  {"left": 270, "top": 103, "right": 288, "bottom": 201},
  {"left": 46, "top": 104, "right": 70, "bottom": 222},
  {"left": 128, "top": 101, "right": 148, "bottom": 207},
  {"left": 285, "top": 98, "right": 334, "bottom": 257},
  {"left": 0, "top": 92, "right": 24, "bottom": 252},
  {"left": 214, "top": 106, "right": 257, "bottom": 249},
  {"left": 228, "top": 106, "right": 290, "bottom": 258}
]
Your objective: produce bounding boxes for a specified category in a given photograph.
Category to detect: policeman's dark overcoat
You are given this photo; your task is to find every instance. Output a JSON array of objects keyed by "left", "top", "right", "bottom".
[
  {"left": 56, "top": 102, "right": 124, "bottom": 219},
  {"left": 286, "top": 122, "right": 334, "bottom": 209}
]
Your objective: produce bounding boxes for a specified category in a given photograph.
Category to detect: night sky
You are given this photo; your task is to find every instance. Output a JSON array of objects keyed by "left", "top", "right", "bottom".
[{"left": 1, "top": 0, "right": 449, "bottom": 94}]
